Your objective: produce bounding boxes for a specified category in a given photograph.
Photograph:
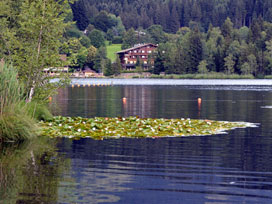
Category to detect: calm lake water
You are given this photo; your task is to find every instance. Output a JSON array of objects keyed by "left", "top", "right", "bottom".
[{"left": 2, "top": 80, "right": 272, "bottom": 203}]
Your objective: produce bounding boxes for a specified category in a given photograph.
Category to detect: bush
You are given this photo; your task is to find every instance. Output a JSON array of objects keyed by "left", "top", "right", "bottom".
[
  {"left": 0, "top": 104, "right": 38, "bottom": 142},
  {"left": 27, "top": 102, "right": 53, "bottom": 121}
]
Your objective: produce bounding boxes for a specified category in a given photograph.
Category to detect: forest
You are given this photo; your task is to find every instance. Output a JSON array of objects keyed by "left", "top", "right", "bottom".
[
  {"left": 66, "top": 0, "right": 272, "bottom": 77},
  {"left": 71, "top": 0, "right": 272, "bottom": 32}
]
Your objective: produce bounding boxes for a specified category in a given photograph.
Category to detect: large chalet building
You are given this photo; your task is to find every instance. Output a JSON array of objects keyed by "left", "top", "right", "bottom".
[{"left": 116, "top": 43, "right": 158, "bottom": 69}]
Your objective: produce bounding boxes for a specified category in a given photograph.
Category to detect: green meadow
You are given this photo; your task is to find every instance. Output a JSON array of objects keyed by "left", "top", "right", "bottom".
[{"left": 106, "top": 42, "right": 122, "bottom": 62}]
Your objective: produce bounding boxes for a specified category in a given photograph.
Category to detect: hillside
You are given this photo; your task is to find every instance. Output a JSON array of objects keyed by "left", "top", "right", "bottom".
[{"left": 71, "top": 0, "right": 272, "bottom": 33}]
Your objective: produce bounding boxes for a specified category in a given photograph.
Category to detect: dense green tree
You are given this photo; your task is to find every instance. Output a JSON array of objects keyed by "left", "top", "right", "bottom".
[
  {"left": 121, "top": 28, "right": 137, "bottom": 49},
  {"left": 198, "top": 60, "right": 209, "bottom": 74},
  {"left": 168, "top": 6, "right": 180, "bottom": 33},
  {"left": 71, "top": 0, "right": 272, "bottom": 32},
  {"left": 71, "top": 0, "right": 89, "bottom": 30},
  {"left": 88, "top": 29, "right": 105, "bottom": 48},
  {"left": 0, "top": 0, "right": 74, "bottom": 102},
  {"left": 93, "top": 46, "right": 107, "bottom": 72},
  {"left": 112, "top": 56, "right": 122, "bottom": 75},
  {"left": 241, "top": 62, "right": 251, "bottom": 75},
  {"left": 65, "top": 25, "right": 82, "bottom": 38},
  {"left": 80, "top": 36, "right": 91, "bottom": 48},
  {"left": 247, "top": 54, "right": 258, "bottom": 74},
  {"left": 92, "top": 11, "right": 116, "bottom": 32},
  {"left": 106, "top": 29, "right": 115, "bottom": 41},
  {"left": 85, "top": 45, "right": 97, "bottom": 68},
  {"left": 186, "top": 29, "right": 203, "bottom": 73},
  {"left": 147, "top": 25, "right": 166, "bottom": 44},
  {"left": 224, "top": 54, "right": 235, "bottom": 75},
  {"left": 104, "top": 59, "right": 113, "bottom": 76}
]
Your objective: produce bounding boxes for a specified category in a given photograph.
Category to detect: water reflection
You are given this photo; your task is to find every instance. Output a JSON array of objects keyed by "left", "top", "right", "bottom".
[
  {"left": 0, "top": 137, "right": 70, "bottom": 203},
  {"left": 51, "top": 86, "right": 272, "bottom": 123},
  {"left": 49, "top": 86, "right": 272, "bottom": 203},
  {"left": 57, "top": 139, "right": 132, "bottom": 203},
  {"left": 7, "top": 85, "right": 272, "bottom": 203}
]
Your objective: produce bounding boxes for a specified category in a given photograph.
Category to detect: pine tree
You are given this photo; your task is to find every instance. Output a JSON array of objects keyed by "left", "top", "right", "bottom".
[
  {"left": 104, "top": 59, "right": 113, "bottom": 76},
  {"left": 186, "top": 29, "right": 203, "bottom": 73},
  {"left": 71, "top": 0, "right": 89, "bottom": 31},
  {"left": 113, "top": 56, "right": 122, "bottom": 75}
]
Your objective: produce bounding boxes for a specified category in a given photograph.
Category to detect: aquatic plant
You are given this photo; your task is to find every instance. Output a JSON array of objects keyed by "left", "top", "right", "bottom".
[
  {"left": 0, "top": 64, "right": 38, "bottom": 142},
  {"left": 39, "top": 116, "right": 255, "bottom": 140}
]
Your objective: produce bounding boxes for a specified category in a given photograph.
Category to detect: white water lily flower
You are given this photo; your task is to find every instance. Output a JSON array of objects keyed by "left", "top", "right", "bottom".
[
  {"left": 84, "top": 130, "right": 86, "bottom": 132},
  {"left": 59, "top": 124, "right": 62, "bottom": 127},
  {"left": 68, "top": 126, "right": 72, "bottom": 129},
  {"left": 78, "top": 129, "right": 81, "bottom": 132},
  {"left": 83, "top": 122, "right": 86, "bottom": 124},
  {"left": 92, "top": 127, "right": 96, "bottom": 131},
  {"left": 49, "top": 123, "right": 52, "bottom": 126}
]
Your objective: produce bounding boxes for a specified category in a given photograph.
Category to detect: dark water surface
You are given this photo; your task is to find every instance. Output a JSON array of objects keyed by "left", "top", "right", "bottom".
[{"left": 2, "top": 85, "right": 272, "bottom": 203}]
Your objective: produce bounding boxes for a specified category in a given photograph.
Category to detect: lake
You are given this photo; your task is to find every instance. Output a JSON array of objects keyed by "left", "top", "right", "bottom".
[{"left": 2, "top": 79, "right": 272, "bottom": 203}]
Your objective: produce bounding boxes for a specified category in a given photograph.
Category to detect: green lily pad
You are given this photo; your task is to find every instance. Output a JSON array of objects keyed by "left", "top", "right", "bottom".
[{"left": 39, "top": 116, "right": 257, "bottom": 140}]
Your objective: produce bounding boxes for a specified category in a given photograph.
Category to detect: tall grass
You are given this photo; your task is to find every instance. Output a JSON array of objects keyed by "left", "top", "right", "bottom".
[{"left": 0, "top": 64, "right": 38, "bottom": 142}]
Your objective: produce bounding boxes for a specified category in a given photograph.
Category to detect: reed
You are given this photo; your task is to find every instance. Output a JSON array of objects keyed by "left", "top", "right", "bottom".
[{"left": 0, "top": 64, "right": 38, "bottom": 142}]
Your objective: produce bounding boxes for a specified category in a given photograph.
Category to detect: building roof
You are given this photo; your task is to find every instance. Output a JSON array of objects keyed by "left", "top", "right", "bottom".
[{"left": 116, "top": 43, "right": 158, "bottom": 54}]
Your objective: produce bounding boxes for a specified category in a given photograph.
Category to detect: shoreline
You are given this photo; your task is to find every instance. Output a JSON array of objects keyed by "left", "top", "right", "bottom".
[{"left": 68, "top": 78, "right": 272, "bottom": 86}]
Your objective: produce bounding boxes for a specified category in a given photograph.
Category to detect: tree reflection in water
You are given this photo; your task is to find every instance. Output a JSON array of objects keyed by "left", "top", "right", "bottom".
[{"left": 0, "top": 137, "right": 70, "bottom": 203}]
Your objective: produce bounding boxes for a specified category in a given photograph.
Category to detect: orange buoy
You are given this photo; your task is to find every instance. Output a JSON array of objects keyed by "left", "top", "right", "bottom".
[
  {"left": 72, "top": 84, "right": 74, "bottom": 88},
  {"left": 122, "top": 97, "right": 127, "bottom": 104},
  {"left": 198, "top": 98, "right": 202, "bottom": 104}
]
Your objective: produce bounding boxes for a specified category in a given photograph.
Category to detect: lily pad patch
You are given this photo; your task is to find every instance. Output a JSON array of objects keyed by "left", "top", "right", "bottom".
[{"left": 39, "top": 116, "right": 257, "bottom": 140}]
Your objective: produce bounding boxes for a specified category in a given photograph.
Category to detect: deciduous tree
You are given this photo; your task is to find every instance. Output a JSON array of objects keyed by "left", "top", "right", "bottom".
[{"left": 0, "top": 0, "right": 74, "bottom": 102}]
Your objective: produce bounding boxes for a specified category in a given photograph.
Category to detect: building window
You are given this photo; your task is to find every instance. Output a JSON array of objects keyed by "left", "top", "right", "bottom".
[
  {"left": 148, "top": 50, "right": 152, "bottom": 53},
  {"left": 142, "top": 50, "right": 145, "bottom": 53},
  {"left": 130, "top": 61, "right": 133, "bottom": 64},
  {"left": 134, "top": 50, "right": 137, "bottom": 53},
  {"left": 142, "top": 56, "right": 145, "bottom": 58}
]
